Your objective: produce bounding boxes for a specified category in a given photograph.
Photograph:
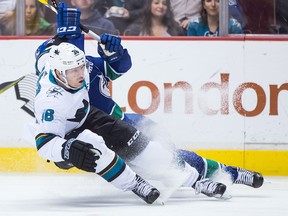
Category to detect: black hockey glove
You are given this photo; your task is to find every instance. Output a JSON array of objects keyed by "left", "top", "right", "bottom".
[{"left": 61, "top": 139, "right": 101, "bottom": 172}]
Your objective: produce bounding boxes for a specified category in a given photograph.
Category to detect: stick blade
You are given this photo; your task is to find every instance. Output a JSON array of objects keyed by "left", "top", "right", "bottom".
[
  {"left": 0, "top": 76, "right": 25, "bottom": 94},
  {"left": 38, "top": 0, "right": 49, "bottom": 5},
  {"left": 37, "top": 0, "right": 58, "bottom": 13}
]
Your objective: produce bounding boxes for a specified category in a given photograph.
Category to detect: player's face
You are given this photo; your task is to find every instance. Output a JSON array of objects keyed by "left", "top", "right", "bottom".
[
  {"left": 25, "top": 0, "right": 37, "bottom": 22},
  {"left": 151, "top": 0, "right": 168, "bottom": 18},
  {"left": 204, "top": 0, "right": 219, "bottom": 17},
  {"left": 65, "top": 64, "right": 85, "bottom": 89},
  {"left": 71, "top": 0, "right": 94, "bottom": 10}
]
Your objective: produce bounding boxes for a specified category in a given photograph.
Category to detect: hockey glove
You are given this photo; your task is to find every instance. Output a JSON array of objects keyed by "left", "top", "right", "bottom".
[
  {"left": 61, "top": 138, "right": 101, "bottom": 172},
  {"left": 57, "top": 2, "right": 81, "bottom": 39},
  {"left": 97, "top": 33, "right": 124, "bottom": 63}
]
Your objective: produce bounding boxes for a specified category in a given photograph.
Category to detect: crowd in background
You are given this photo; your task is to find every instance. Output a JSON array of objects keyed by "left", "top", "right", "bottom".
[{"left": 0, "top": 0, "right": 287, "bottom": 36}]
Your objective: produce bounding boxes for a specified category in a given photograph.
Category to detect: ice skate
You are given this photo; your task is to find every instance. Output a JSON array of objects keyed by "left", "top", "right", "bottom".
[
  {"left": 234, "top": 167, "right": 264, "bottom": 188},
  {"left": 132, "top": 175, "right": 160, "bottom": 204},
  {"left": 194, "top": 178, "right": 227, "bottom": 199}
]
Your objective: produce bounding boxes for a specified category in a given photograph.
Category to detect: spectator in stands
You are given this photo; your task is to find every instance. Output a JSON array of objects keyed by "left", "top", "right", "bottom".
[
  {"left": 124, "top": 0, "right": 185, "bottom": 36},
  {"left": 171, "top": 0, "right": 244, "bottom": 35},
  {"left": 228, "top": 0, "right": 244, "bottom": 27},
  {"left": 95, "top": 0, "right": 146, "bottom": 35},
  {"left": 170, "top": 0, "right": 201, "bottom": 34},
  {"left": 0, "top": 0, "right": 16, "bottom": 17},
  {"left": 70, "top": 0, "right": 118, "bottom": 35},
  {"left": 0, "top": 8, "right": 16, "bottom": 35},
  {"left": 0, "top": 0, "right": 55, "bottom": 35},
  {"left": 187, "top": 0, "right": 243, "bottom": 36}
]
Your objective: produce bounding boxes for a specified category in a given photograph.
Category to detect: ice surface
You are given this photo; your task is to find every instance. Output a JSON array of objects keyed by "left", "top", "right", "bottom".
[{"left": 0, "top": 174, "right": 287, "bottom": 216}]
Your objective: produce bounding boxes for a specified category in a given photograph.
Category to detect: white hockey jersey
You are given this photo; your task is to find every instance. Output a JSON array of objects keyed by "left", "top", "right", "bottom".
[{"left": 34, "top": 58, "right": 90, "bottom": 162}]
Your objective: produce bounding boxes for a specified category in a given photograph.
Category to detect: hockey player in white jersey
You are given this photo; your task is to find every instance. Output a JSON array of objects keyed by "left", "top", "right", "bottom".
[
  {"left": 34, "top": 41, "right": 162, "bottom": 204},
  {"left": 33, "top": 2, "right": 228, "bottom": 202}
]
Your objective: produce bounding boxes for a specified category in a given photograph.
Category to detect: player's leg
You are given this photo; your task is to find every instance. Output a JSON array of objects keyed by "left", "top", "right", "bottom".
[
  {"left": 225, "top": 166, "right": 264, "bottom": 188},
  {"left": 56, "top": 129, "right": 160, "bottom": 204},
  {"left": 177, "top": 149, "right": 264, "bottom": 188},
  {"left": 123, "top": 113, "right": 263, "bottom": 189},
  {"left": 129, "top": 140, "right": 228, "bottom": 199},
  {"left": 76, "top": 129, "right": 160, "bottom": 204},
  {"left": 85, "top": 107, "right": 227, "bottom": 199}
]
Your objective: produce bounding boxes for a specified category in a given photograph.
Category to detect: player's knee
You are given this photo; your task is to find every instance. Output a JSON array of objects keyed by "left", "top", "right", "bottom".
[
  {"left": 102, "top": 119, "right": 151, "bottom": 162},
  {"left": 76, "top": 129, "right": 108, "bottom": 154},
  {"left": 177, "top": 150, "right": 206, "bottom": 176},
  {"left": 116, "top": 130, "right": 150, "bottom": 162}
]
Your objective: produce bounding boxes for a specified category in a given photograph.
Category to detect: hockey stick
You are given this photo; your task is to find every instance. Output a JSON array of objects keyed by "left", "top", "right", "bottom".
[
  {"left": 0, "top": 76, "right": 25, "bottom": 94},
  {"left": 1, "top": 0, "right": 102, "bottom": 94},
  {"left": 38, "top": 0, "right": 101, "bottom": 42}
]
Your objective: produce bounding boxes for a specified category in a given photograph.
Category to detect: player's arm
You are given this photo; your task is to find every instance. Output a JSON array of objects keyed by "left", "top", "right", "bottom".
[
  {"left": 34, "top": 103, "right": 99, "bottom": 172},
  {"left": 34, "top": 101, "right": 68, "bottom": 162},
  {"left": 35, "top": 131, "right": 100, "bottom": 173},
  {"left": 35, "top": 2, "right": 84, "bottom": 75}
]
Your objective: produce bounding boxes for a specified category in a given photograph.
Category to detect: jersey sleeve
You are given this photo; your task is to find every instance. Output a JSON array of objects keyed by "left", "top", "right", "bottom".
[
  {"left": 105, "top": 48, "right": 132, "bottom": 76},
  {"left": 87, "top": 48, "right": 132, "bottom": 82},
  {"left": 34, "top": 98, "right": 68, "bottom": 162}
]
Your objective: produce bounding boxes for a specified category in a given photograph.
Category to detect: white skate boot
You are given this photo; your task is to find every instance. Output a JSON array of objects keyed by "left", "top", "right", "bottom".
[
  {"left": 132, "top": 174, "right": 160, "bottom": 204},
  {"left": 194, "top": 178, "right": 227, "bottom": 199},
  {"left": 234, "top": 167, "right": 264, "bottom": 188}
]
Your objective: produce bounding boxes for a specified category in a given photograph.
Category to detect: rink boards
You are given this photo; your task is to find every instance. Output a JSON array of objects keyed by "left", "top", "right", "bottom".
[
  {"left": 0, "top": 147, "right": 288, "bottom": 175},
  {"left": 0, "top": 36, "right": 288, "bottom": 175}
]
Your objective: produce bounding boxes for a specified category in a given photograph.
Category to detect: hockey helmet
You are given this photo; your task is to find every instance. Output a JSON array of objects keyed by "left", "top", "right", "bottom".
[
  {"left": 49, "top": 42, "right": 85, "bottom": 76},
  {"left": 49, "top": 42, "right": 86, "bottom": 90}
]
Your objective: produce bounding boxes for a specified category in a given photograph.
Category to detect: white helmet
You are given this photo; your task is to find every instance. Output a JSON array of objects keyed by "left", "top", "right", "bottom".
[{"left": 49, "top": 43, "right": 86, "bottom": 89}]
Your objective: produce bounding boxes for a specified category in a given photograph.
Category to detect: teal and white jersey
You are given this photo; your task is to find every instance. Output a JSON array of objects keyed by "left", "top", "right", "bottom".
[
  {"left": 34, "top": 56, "right": 90, "bottom": 162},
  {"left": 187, "top": 16, "right": 243, "bottom": 36}
]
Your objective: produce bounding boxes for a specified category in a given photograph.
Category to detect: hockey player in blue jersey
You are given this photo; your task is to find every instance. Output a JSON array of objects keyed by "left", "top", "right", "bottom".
[
  {"left": 88, "top": 36, "right": 263, "bottom": 189},
  {"left": 35, "top": 2, "right": 263, "bottom": 197},
  {"left": 84, "top": 33, "right": 263, "bottom": 188},
  {"left": 76, "top": 8, "right": 262, "bottom": 188}
]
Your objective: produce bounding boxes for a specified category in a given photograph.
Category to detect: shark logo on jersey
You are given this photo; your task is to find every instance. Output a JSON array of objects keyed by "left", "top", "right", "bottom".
[
  {"left": 46, "top": 86, "right": 64, "bottom": 98},
  {"left": 67, "top": 99, "right": 89, "bottom": 122}
]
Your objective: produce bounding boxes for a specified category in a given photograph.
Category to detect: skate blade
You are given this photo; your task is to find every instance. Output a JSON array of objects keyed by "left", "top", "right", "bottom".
[
  {"left": 216, "top": 194, "right": 232, "bottom": 200},
  {"left": 154, "top": 199, "right": 165, "bottom": 205}
]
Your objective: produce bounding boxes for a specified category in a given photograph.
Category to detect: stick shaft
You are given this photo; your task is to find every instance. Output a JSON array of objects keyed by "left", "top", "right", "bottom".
[
  {"left": 0, "top": 76, "right": 25, "bottom": 94},
  {"left": 39, "top": 0, "right": 101, "bottom": 41}
]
